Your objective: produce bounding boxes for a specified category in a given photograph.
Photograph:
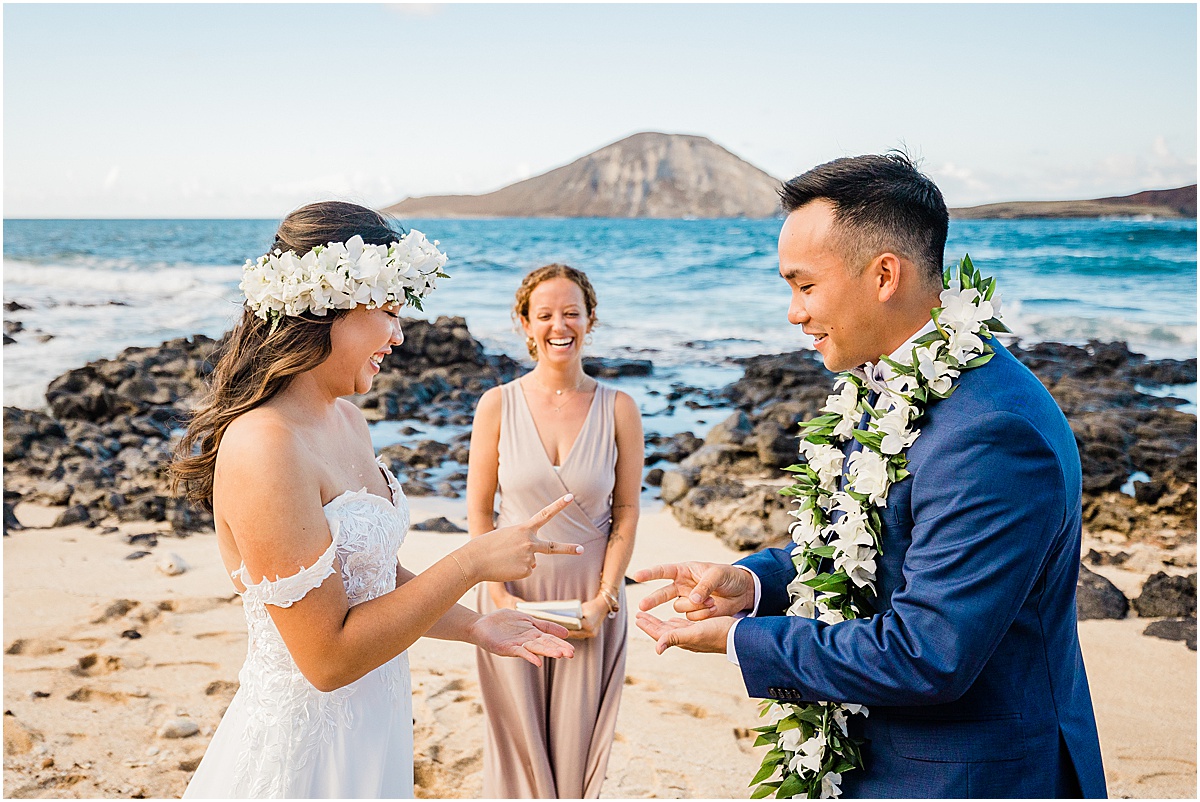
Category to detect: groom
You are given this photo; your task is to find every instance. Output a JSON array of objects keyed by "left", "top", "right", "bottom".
[{"left": 635, "top": 154, "right": 1107, "bottom": 798}]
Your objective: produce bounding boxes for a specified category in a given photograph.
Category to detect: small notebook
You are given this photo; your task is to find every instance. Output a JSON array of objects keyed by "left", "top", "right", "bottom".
[{"left": 516, "top": 599, "right": 583, "bottom": 631}]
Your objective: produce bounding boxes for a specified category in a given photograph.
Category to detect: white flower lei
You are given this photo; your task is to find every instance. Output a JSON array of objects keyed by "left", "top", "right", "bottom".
[
  {"left": 749, "top": 256, "right": 1009, "bottom": 800},
  {"left": 240, "top": 231, "right": 449, "bottom": 323}
]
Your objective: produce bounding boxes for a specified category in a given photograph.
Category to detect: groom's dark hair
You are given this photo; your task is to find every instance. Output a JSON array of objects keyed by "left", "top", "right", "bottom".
[{"left": 779, "top": 152, "right": 948, "bottom": 286}]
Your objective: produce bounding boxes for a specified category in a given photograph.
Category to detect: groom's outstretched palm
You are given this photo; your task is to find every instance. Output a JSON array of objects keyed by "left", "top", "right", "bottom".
[{"left": 634, "top": 561, "right": 754, "bottom": 619}]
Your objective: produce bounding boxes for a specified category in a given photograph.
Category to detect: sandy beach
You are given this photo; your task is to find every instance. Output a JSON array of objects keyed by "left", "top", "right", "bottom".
[{"left": 3, "top": 497, "right": 1195, "bottom": 799}]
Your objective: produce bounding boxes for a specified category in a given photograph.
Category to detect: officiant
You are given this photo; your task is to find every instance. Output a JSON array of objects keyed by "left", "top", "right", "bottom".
[{"left": 465, "top": 263, "right": 645, "bottom": 798}]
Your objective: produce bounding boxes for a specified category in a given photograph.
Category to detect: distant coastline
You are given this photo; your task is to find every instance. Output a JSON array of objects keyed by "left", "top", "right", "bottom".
[{"left": 951, "top": 185, "right": 1196, "bottom": 220}]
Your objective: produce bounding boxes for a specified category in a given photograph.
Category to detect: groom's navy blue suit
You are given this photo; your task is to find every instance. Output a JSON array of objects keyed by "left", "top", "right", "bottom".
[{"left": 734, "top": 341, "right": 1107, "bottom": 798}]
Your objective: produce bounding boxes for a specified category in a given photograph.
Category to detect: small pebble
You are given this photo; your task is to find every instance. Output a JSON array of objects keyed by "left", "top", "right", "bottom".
[
  {"left": 157, "top": 553, "right": 188, "bottom": 576},
  {"left": 121, "top": 629, "right": 142, "bottom": 639},
  {"left": 157, "top": 717, "right": 199, "bottom": 739},
  {"left": 29, "top": 690, "right": 50, "bottom": 700},
  {"left": 125, "top": 551, "right": 151, "bottom": 561},
  {"left": 145, "top": 746, "right": 160, "bottom": 756},
  {"left": 41, "top": 757, "right": 54, "bottom": 769}
]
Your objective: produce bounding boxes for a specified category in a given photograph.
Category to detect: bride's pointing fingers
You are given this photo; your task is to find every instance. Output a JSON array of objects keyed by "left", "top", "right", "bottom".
[
  {"left": 531, "top": 537, "right": 583, "bottom": 556},
  {"left": 527, "top": 494, "right": 574, "bottom": 530}
]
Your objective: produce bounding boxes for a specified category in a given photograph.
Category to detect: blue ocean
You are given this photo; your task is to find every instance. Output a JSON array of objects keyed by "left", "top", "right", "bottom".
[{"left": 4, "top": 217, "right": 1196, "bottom": 431}]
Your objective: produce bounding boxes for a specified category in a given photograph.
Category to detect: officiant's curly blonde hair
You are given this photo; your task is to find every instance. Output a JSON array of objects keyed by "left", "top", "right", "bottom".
[{"left": 513, "top": 263, "right": 598, "bottom": 360}]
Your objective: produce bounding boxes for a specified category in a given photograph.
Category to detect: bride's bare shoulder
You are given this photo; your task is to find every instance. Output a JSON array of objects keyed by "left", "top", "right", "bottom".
[{"left": 216, "top": 408, "right": 309, "bottom": 483}]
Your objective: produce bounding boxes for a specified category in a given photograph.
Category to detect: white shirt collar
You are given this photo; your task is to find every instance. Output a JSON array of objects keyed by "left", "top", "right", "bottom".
[
  {"left": 857, "top": 318, "right": 937, "bottom": 394},
  {"left": 882, "top": 318, "right": 937, "bottom": 364}
]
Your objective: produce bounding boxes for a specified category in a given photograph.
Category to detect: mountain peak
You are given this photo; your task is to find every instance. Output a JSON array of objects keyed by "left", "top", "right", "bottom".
[{"left": 384, "top": 132, "right": 782, "bottom": 218}]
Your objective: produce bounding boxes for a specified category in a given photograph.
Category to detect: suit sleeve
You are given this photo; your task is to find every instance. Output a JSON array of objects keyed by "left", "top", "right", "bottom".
[
  {"left": 733, "top": 411, "right": 1067, "bottom": 706},
  {"left": 734, "top": 546, "right": 798, "bottom": 617}
]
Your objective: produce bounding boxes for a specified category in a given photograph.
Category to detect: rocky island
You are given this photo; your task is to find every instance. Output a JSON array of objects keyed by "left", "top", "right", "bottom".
[{"left": 384, "top": 132, "right": 783, "bottom": 219}]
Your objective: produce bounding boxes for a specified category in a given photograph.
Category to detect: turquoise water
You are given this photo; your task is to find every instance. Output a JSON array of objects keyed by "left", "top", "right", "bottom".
[{"left": 4, "top": 217, "right": 1196, "bottom": 417}]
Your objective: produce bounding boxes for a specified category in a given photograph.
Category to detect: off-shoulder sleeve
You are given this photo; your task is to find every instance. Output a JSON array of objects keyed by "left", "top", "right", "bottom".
[{"left": 232, "top": 527, "right": 340, "bottom": 609}]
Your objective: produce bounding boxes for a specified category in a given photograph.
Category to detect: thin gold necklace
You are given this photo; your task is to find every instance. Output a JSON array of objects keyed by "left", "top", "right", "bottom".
[{"left": 526, "top": 374, "right": 590, "bottom": 413}]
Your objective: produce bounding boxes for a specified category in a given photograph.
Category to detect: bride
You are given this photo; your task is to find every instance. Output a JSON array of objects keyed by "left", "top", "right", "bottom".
[{"left": 170, "top": 201, "right": 580, "bottom": 798}]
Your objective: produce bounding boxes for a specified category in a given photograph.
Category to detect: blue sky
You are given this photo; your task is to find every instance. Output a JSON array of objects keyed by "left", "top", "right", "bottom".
[{"left": 4, "top": 3, "right": 1196, "bottom": 217}]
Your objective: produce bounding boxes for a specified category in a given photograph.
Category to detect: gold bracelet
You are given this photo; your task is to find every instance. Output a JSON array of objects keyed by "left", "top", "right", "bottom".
[
  {"left": 449, "top": 553, "right": 470, "bottom": 585},
  {"left": 598, "top": 585, "right": 620, "bottom": 614}
]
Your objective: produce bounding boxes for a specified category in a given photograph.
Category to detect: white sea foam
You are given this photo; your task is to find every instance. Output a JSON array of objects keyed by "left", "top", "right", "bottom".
[
  {"left": 4, "top": 259, "right": 241, "bottom": 302},
  {"left": 4, "top": 258, "right": 246, "bottom": 410}
]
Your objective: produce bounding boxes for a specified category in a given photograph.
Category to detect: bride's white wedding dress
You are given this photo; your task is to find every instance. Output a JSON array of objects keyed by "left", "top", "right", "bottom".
[{"left": 184, "top": 459, "right": 413, "bottom": 799}]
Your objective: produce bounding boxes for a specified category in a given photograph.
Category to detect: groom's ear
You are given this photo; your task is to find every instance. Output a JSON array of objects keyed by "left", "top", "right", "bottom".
[{"left": 872, "top": 252, "right": 903, "bottom": 303}]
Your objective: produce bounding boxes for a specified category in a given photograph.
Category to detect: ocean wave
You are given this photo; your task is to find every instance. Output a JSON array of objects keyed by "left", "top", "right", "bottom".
[
  {"left": 3, "top": 259, "right": 242, "bottom": 301},
  {"left": 1004, "top": 311, "right": 1196, "bottom": 358}
]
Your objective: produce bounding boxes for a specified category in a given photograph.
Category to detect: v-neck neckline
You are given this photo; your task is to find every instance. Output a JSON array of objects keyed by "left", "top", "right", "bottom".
[{"left": 516, "top": 378, "right": 600, "bottom": 472}]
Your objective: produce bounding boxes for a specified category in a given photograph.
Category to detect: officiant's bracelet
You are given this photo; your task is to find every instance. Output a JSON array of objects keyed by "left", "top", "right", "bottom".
[{"left": 599, "top": 585, "right": 620, "bottom": 617}]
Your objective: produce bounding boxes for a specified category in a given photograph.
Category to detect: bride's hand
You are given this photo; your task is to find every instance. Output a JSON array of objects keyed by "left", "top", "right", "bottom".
[
  {"left": 568, "top": 597, "right": 610, "bottom": 640},
  {"left": 469, "top": 609, "right": 575, "bottom": 666},
  {"left": 459, "top": 495, "right": 581, "bottom": 584}
]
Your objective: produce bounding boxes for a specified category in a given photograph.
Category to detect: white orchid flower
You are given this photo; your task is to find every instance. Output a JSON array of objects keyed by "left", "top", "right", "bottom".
[
  {"left": 822, "top": 378, "right": 861, "bottom": 438},
  {"left": 835, "top": 545, "right": 877, "bottom": 590},
  {"left": 792, "top": 732, "right": 827, "bottom": 775},
  {"left": 818, "top": 607, "right": 846, "bottom": 625},
  {"left": 779, "top": 727, "right": 808, "bottom": 754},
  {"left": 876, "top": 408, "right": 920, "bottom": 455},
  {"left": 763, "top": 703, "right": 792, "bottom": 726},
  {"left": 801, "top": 440, "right": 846, "bottom": 492},
  {"left": 787, "top": 582, "right": 817, "bottom": 618},
  {"left": 820, "top": 771, "right": 843, "bottom": 799},
  {"left": 884, "top": 371, "right": 919, "bottom": 400},
  {"left": 846, "top": 450, "right": 890, "bottom": 506},
  {"left": 945, "top": 327, "right": 985, "bottom": 364},
  {"left": 916, "top": 342, "right": 956, "bottom": 395},
  {"left": 789, "top": 507, "right": 824, "bottom": 547},
  {"left": 937, "top": 287, "right": 977, "bottom": 328},
  {"left": 939, "top": 286, "right": 995, "bottom": 334}
]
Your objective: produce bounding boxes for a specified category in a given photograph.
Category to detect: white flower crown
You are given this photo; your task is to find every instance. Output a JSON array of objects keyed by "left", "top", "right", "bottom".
[{"left": 240, "top": 231, "right": 449, "bottom": 321}]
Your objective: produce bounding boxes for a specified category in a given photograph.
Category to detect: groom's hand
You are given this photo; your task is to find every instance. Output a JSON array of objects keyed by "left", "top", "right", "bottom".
[
  {"left": 635, "top": 611, "right": 733, "bottom": 655},
  {"left": 633, "top": 562, "right": 755, "bottom": 620}
]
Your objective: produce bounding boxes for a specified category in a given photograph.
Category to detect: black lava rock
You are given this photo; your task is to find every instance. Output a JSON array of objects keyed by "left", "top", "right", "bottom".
[
  {"left": 1134, "top": 572, "right": 1197, "bottom": 618},
  {"left": 1143, "top": 617, "right": 1197, "bottom": 650},
  {"left": 1076, "top": 564, "right": 1129, "bottom": 620}
]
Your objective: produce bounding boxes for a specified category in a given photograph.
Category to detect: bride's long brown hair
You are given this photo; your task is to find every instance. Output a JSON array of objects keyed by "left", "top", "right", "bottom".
[{"left": 170, "top": 201, "right": 405, "bottom": 511}]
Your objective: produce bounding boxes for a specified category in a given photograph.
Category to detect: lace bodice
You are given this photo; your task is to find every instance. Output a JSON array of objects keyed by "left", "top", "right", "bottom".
[{"left": 220, "top": 459, "right": 412, "bottom": 797}]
